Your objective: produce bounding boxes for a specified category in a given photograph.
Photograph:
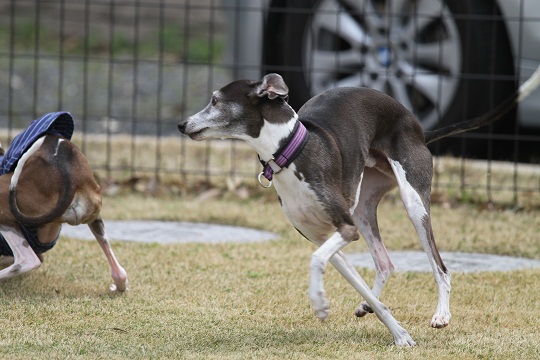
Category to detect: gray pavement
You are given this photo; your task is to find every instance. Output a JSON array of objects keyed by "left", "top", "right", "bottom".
[
  {"left": 62, "top": 221, "right": 540, "bottom": 273},
  {"left": 347, "top": 251, "right": 540, "bottom": 273},
  {"left": 62, "top": 220, "right": 278, "bottom": 244}
]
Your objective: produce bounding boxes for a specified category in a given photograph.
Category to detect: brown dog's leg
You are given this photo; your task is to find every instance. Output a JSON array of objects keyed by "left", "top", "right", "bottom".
[
  {"left": 88, "top": 217, "right": 128, "bottom": 292},
  {"left": 0, "top": 226, "right": 41, "bottom": 279}
]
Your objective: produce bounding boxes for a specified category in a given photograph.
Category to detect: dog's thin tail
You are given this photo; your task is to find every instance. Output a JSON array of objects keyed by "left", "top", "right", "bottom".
[
  {"left": 9, "top": 135, "right": 75, "bottom": 226},
  {"left": 424, "top": 64, "right": 540, "bottom": 145}
]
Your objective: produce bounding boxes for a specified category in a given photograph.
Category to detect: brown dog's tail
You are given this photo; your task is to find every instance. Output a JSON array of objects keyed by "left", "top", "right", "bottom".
[
  {"left": 424, "top": 65, "right": 540, "bottom": 145},
  {"left": 9, "top": 135, "right": 75, "bottom": 226}
]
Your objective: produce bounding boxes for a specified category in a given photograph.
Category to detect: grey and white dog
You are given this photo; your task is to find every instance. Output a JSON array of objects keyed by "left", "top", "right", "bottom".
[{"left": 178, "top": 66, "right": 540, "bottom": 346}]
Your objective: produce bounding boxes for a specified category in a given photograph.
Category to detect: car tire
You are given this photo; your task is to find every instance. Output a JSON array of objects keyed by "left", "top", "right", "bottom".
[{"left": 263, "top": 0, "right": 516, "bottom": 158}]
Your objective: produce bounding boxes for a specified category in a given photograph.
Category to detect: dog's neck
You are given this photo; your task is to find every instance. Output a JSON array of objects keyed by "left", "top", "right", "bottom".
[{"left": 242, "top": 112, "right": 299, "bottom": 163}]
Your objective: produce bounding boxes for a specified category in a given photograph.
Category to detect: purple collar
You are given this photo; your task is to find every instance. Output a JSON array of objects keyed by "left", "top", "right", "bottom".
[{"left": 258, "top": 121, "right": 309, "bottom": 186}]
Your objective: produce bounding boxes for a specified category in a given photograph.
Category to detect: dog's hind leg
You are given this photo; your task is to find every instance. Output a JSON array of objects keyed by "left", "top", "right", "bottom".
[
  {"left": 88, "top": 217, "right": 128, "bottom": 292},
  {"left": 388, "top": 157, "right": 451, "bottom": 329},
  {"left": 351, "top": 167, "right": 398, "bottom": 317},
  {"left": 0, "top": 226, "right": 41, "bottom": 279},
  {"left": 329, "top": 251, "right": 416, "bottom": 346}
]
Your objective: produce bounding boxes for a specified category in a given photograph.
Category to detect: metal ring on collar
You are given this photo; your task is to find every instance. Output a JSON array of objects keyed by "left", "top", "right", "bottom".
[{"left": 257, "top": 172, "right": 272, "bottom": 188}]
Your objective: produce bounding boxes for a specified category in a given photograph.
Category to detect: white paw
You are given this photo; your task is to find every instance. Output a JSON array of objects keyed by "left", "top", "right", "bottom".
[
  {"left": 111, "top": 270, "right": 128, "bottom": 292},
  {"left": 311, "top": 291, "right": 329, "bottom": 321},
  {"left": 354, "top": 301, "right": 374, "bottom": 317},
  {"left": 430, "top": 312, "right": 450, "bottom": 328},
  {"left": 315, "top": 307, "right": 329, "bottom": 321},
  {"left": 110, "top": 279, "right": 128, "bottom": 293},
  {"left": 393, "top": 332, "right": 416, "bottom": 347}
]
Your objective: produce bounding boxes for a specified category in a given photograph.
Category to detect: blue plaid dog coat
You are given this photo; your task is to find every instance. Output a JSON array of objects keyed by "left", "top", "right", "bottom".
[{"left": 0, "top": 112, "right": 74, "bottom": 256}]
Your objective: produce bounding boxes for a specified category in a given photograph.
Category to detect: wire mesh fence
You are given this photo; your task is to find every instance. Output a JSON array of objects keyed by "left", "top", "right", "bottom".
[{"left": 0, "top": 0, "right": 538, "bottom": 206}]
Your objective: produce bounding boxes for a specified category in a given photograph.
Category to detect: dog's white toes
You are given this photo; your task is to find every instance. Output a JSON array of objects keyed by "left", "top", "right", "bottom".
[
  {"left": 354, "top": 301, "right": 374, "bottom": 317},
  {"left": 311, "top": 294, "right": 329, "bottom": 321},
  {"left": 430, "top": 314, "right": 450, "bottom": 329},
  {"left": 111, "top": 268, "right": 128, "bottom": 292},
  {"left": 393, "top": 332, "right": 416, "bottom": 347},
  {"left": 110, "top": 281, "right": 128, "bottom": 293},
  {"left": 309, "top": 287, "right": 329, "bottom": 320},
  {"left": 312, "top": 300, "right": 329, "bottom": 321},
  {"left": 314, "top": 308, "right": 329, "bottom": 321}
]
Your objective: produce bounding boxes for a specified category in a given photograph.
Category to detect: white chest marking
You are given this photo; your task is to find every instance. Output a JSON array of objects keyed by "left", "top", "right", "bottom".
[
  {"left": 273, "top": 164, "right": 334, "bottom": 241},
  {"left": 240, "top": 115, "right": 298, "bottom": 161}
]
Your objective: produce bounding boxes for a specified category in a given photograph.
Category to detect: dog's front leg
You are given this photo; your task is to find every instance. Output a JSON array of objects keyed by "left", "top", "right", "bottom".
[
  {"left": 309, "top": 225, "right": 357, "bottom": 321},
  {"left": 0, "top": 226, "right": 41, "bottom": 279},
  {"left": 88, "top": 217, "right": 128, "bottom": 292}
]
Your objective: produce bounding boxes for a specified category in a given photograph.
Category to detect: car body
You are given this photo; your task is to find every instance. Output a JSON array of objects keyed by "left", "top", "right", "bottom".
[{"left": 222, "top": 0, "right": 540, "bottom": 134}]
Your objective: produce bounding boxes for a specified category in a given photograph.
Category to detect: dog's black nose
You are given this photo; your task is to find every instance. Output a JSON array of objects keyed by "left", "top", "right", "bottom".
[{"left": 177, "top": 122, "right": 186, "bottom": 133}]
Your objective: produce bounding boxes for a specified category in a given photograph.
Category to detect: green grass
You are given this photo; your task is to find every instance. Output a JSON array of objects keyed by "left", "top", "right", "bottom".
[
  {"left": 1, "top": 194, "right": 539, "bottom": 359},
  {"left": 0, "top": 20, "right": 224, "bottom": 62}
]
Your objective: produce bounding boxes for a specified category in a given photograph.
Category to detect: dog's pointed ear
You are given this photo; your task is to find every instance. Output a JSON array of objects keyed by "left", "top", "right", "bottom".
[{"left": 254, "top": 73, "right": 289, "bottom": 100}]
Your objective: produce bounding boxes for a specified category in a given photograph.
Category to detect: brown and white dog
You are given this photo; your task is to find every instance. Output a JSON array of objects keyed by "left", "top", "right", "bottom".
[
  {"left": 0, "top": 134, "right": 127, "bottom": 292},
  {"left": 178, "top": 65, "right": 540, "bottom": 346}
]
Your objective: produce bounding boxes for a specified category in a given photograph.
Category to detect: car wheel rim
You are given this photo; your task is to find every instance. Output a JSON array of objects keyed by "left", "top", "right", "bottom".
[{"left": 304, "top": 0, "right": 462, "bottom": 130}]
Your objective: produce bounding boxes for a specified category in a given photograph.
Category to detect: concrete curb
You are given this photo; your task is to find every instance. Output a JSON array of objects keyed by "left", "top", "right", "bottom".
[
  {"left": 347, "top": 251, "right": 540, "bottom": 273},
  {"left": 62, "top": 220, "right": 278, "bottom": 244}
]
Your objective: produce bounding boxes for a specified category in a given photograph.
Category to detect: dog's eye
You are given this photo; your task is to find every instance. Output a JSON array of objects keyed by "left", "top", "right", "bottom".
[{"left": 211, "top": 96, "right": 218, "bottom": 106}]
